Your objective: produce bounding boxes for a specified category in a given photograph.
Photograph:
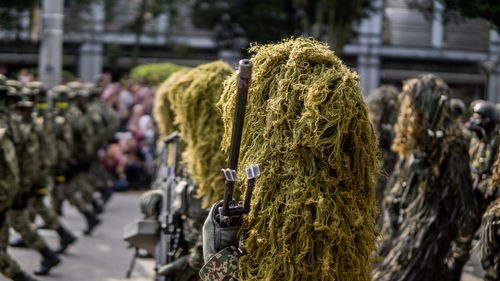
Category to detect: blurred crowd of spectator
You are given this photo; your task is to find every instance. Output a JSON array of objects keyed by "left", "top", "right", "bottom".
[{"left": 97, "top": 73, "right": 157, "bottom": 191}]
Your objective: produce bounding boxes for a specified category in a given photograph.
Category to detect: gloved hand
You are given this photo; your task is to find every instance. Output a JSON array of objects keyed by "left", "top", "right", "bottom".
[
  {"left": 202, "top": 200, "right": 240, "bottom": 263},
  {"left": 156, "top": 255, "right": 198, "bottom": 281}
]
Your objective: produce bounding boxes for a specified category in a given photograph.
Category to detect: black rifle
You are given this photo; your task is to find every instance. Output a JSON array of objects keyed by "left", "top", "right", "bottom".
[
  {"left": 155, "top": 131, "right": 182, "bottom": 281},
  {"left": 217, "top": 59, "right": 260, "bottom": 229}
]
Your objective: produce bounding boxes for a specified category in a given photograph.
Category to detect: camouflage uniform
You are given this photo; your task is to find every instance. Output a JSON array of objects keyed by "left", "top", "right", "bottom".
[
  {"left": 8, "top": 103, "right": 48, "bottom": 252},
  {"left": 0, "top": 102, "right": 23, "bottom": 278},
  {"left": 480, "top": 197, "right": 500, "bottom": 281},
  {"left": 28, "top": 108, "right": 60, "bottom": 230},
  {"left": 451, "top": 130, "right": 500, "bottom": 271},
  {"left": 64, "top": 85, "right": 101, "bottom": 235},
  {"left": 199, "top": 246, "right": 239, "bottom": 281}
]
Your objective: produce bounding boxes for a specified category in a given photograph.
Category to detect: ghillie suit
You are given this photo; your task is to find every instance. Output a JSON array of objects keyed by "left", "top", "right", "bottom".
[
  {"left": 202, "top": 37, "right": 380, "bottom": 281},
  {"left": 142, "top": 61, "right": 233, "bottom": 280},
  {"left": 450, "top": 101, "right": 500, "bottom": 281},
  {"left": 153, "top": 68, "right": 191, "bottom": 140},
  {"left": 168, "top": 60, "right": 233, "bottom": 207},
  {"left": 373, "top": 74, "right": 477, "bottom": 281},
  {"left": 480, "top": 197, "right": 500, "bottom": 281},
  {"left": 366, "top": 85, "right": 400, "bottom": 224},
  {"left": 476, "top": 148, "right": 500, "bottom": 281}
]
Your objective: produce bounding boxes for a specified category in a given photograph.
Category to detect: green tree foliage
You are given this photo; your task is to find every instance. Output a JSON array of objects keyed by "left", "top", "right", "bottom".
[
  {"left": 0, "top": 0, "right": 38, "bottom": 32},
  {"left": 407, "top": 0, "right": 500, "bottom": 29},
  {"left": 443, "top": 0, "right": 500, "bottom": 28},
  {"left": 192, "top": 0, "right": 372, "bottom": 56},
  {"left": 130, "top": 62, "right": 186, "bottom": 85}
]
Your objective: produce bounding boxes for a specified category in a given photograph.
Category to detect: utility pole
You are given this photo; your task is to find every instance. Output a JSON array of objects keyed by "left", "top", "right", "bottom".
[{"left": 39, "top": 0, "right": 64, "bottom": 89}]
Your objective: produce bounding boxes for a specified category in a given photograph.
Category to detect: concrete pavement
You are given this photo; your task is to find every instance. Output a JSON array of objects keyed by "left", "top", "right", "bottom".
[{"left": 6, "top": 192, "right": 155, "bottom": 281}]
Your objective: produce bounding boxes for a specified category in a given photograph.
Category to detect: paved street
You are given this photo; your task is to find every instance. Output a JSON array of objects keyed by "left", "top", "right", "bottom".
[
  {"left": 2, "top": 191, "right": 485, "bottom": 281},
  {"left": 5, "top": 192, "right": 155, "bottom": 281}
]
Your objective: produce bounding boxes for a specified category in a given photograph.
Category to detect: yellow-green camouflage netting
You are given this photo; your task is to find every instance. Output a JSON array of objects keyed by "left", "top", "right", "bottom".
[
  {"left": 218, "top": 37, "right": 379, "bottom": 281},
  {"left": 153, "top": 68, "right": 191, "bottom": 140},
  {"left": 169, "top": 60, "right": 233, "bottom": 207}
]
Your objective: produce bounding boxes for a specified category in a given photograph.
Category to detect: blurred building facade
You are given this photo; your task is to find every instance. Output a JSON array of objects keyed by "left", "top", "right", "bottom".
[{"left": 0, "top": 0, "right": 499, "bottom": 102}]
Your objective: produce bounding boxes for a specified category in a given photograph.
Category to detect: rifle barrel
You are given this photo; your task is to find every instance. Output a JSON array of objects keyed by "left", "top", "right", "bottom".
[{"left": 222, "top": 59, "right": 253, "bottom": 216}]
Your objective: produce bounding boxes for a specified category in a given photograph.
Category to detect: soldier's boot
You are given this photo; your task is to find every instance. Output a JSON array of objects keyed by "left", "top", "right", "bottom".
[
  {"left": 12, "top": 271, "right": 40, "bottom": 281},
  {"left": 83, "top": 210, "right": 100, "bottom": 236},
  {"left": 55, "top": 201, "right": 63, "bottom": 216},
  {"left": 101, "top": 188, "right": 113, "bottom": 205},
  {"left": 34, "top": 247, "right": 61, "bottom": 276},
  {"left": 56, "top": 225, "right": 77, "bottom": 254},
  {"left": 92, "top": 200, "right": 103, "bottom": 214},
  {"left": 9, "top": 238, "right": 29, "bottom": 248},
  {"left": 449, "top": 260, "right": 465, "bottom": 281}
]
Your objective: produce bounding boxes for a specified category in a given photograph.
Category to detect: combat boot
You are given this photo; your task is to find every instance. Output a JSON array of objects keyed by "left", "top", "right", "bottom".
[
  {"left": 56, "top": 225, "right": 77, "bottom": 254},
  {"left": 83, "top": 210, "right": 100, "bottom": 236},
  {"left": 92, "top": 199, "right": 103, "bottom": 214},
  {"left": 9, "top": 238, "right": 28, "bottom": 248},
  {"left": 34, "top": 247, "right": 61, "bottom": 275},
  {"left": 12, "top": 271, "right": 39, "bottom": 281},
  {"left": 449, "top": 260, "right": 465, "bottom": 281}
]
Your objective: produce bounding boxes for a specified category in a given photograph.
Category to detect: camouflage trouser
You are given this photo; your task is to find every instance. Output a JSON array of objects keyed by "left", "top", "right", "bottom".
[
  {"left": 8, "top": 208, "right": 47, "bottom": 251},
  {"left": 50, "top": 176, "right": 65, "bottom": 215},
  {"left": 184, "top": 217, "right": 205, "bottom": 273},
  {"left": 60, "top": 180, "right": 89, "bottom": 215},
  {"left": 70, "top": 172, "right": 95, "bottom": 204},
  {"left": 0, "top": 212, "right": 21, "bottom": 278},
  {"left": 28, "top": 195, "right": 60, "bottom": 230},
  {"left": 90, "top": 160, "right": 108, "bottom": 190}
]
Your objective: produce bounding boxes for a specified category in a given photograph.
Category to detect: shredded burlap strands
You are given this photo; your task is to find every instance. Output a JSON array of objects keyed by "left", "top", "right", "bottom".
[
  {"left": 169, "top": 60, "right": 233, "bottom": 207},
  {"left": 218, "top": 37, "right": 379, "bottom": 281},
  {"left": 374, "top": 74, "right": 476, "bottom": 281},
  {"left": 153, "top": 69, "right": 191, "bottom": 140}
]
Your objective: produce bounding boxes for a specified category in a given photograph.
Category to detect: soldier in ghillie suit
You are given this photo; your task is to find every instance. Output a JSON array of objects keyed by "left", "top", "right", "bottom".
[
  {"left": 366, "top": 85, "right": 399, "bottom": 223},
  {"left": 0, "top": 75, "right": 39, "bottom": 281},
  {"left": 479, "top": 198, "right": 500, "bottom": 280},
  {"left": 201, "top": 37, "right": 379, "bottom": 281},
  {"left": 148, "top": 61, "right": 233, "bottom": 280},
  {"left": 373, "top": 74, "right": 477, "bottom": 281},
  {"left": 64, "top": 83, "right": 101, "bottom": 235},
  {"left": 449, "top": 101, "right": 500, "bottom": 280}
]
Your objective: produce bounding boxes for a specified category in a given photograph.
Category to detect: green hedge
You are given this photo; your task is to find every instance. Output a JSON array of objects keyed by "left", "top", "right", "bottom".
[{"left": 130, "top": 62, "right": 187, "bottom": 85}]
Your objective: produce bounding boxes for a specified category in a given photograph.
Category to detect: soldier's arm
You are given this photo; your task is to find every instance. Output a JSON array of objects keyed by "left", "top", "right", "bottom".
[{"left": 199, "top": 245, "right": 240, "bottom": 281}]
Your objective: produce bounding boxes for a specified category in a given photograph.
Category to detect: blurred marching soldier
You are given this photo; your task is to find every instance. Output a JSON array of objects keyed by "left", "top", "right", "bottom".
[
  {"left": 84, "top": 83, "right": 113, "bottom": 207},
  {"left": 450, "top": 100, "right": 500, "bottom": 280},
  {"left": 201, "top": 38, "right": 379, "bottom": 281},
  {"left": 67, "top": 82, "right": 104, "bottom": 215},
  {"left": 0, "top": 75, "right": 39, "bottom": 281},
  {"left": 373, "top": 74, "right": 476, "bottom": 281},
  {"left": 64, "top": 82, "right": 101, "bottom": 235},
  {"left": 7, "top": 99, "right": 61, "bottom": 276},
  {"left": 12, "top": 82, "right": 77, "bottom": 254},
  {"left": 366, "top": 85, "right": 400, "bottom": 225}
]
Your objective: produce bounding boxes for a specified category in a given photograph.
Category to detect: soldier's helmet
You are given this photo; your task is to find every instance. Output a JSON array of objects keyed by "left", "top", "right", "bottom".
[
  {"left": 449, "top": 98, "right": 466, "bottom": 118},
  {"left": 469, "top": 101, "right": 499, "bottom": 136},
  {"left": 67, "top": 81, "right": 87, "bottom": 98}
]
